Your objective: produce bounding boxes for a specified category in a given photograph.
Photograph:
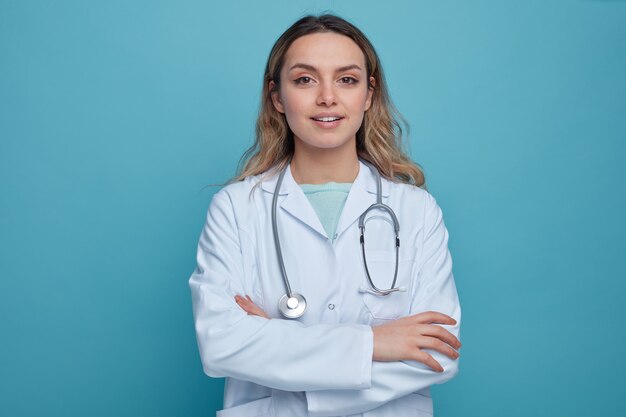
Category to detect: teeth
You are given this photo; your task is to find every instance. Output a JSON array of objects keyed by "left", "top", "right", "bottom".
[{"left": 314, "top": 116, "right": 341, "bottom": 122}]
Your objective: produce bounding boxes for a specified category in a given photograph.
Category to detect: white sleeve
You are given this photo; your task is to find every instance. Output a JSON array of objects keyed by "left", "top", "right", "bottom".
[
  {"left": 305, "top": 192, "right": 462, "bottom": 416},
  {"left": 189, "top": 190, "right": 374, "bottom": 392}
]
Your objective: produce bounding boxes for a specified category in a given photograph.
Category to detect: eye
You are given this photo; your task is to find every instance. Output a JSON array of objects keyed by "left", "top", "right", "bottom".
[
  {"left": 294, "top": 76, "right": 313, "bottom": 85},
  {"left": 340, "top": 76, "right": 359, "bottom": 85}
]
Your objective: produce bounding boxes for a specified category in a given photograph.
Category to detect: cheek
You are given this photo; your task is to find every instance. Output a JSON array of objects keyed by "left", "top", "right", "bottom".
[
  {"left": 283, "top": 102, "right": 306, "bottom": 123},
  {"left": 282, "top": 102, "right": 308, "bottom": 127},
  {"left": 284, "top": 100, "right": 307, "bottom": 117},
  {"left": 280, "top": 99, "right": 310, "bottom": 132},
  {"left": 359, "top": 89, "right": 372, "bottom": 110},
  {"left": 280, "top": 88, "right": 309, "bottom": 115},
  {"left": 346, "top": 89, "right": 369, "bottom": 111}
]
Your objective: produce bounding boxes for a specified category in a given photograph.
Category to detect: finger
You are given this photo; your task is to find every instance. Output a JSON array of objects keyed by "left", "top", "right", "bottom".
[
  {"left": 235, "top": 295, "right": 250, "bottom": 307},
  {"left": 239, "top": 298, "right": 262, "bottom": 312},
  {"left": 235, "top": 296, "right": 256, "bottom": 311},
  {"left": 236, "top": 297, "right": 269, "bottom": 319},
  {"left": 239, "top": 300, "right": 258, "bottom": 313},
  {"left": 412, "top": 311, "right": 457, "bottom": 326},
  {"left": 249, "top": 306, "right": 270, "bottom": 319},
  {"left": 413, "top": 350, "right": 444, "bottom": 373},
  {"left": 236, "top": 295, "right": 255, "bottom": 308},
  {"left": 417, "top": 336, "right": 460, "bottom": 360},
  {"left": 240, "top": 295, "right": 260, "bottom": 309},
  {"left": 235, "top": 295, "right": 250, "bottom": 305},
  {"left": 418, "top": 324, "right": 462, "bottom": 349},
  {"left": 240, "top": 303, "right": 262, "bottom": 316},
  {"left": 235, "top": 298, "right": 251, "bottom": 311},
  {"left": 235, "top": 294, "right": 254, "bottom": 303},
  {"left": 247, "top": 304, "right": 263, "bottom": 314}
]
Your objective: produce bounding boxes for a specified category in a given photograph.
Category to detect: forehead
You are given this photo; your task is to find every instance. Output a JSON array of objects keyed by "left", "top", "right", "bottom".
[{"left": 283, "top": 32, "right": 366, "bottom": 72}]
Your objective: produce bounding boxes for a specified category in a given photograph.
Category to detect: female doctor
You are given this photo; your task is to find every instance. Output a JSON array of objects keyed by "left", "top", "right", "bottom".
[{"left": 189, "top": 13, "right": 462, "bottom": 417}]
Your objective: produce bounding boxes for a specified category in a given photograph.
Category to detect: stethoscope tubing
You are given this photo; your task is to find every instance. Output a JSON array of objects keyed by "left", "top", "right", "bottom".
[
  {"left": 271, "top": 163, "right": 294, "bottom": 298},
  {"left": 272, "top": 157, "right": 403, "bottom": 319}
]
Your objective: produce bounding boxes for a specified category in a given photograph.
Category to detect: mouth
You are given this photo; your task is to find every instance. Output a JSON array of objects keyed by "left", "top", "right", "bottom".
[
  {"left": 310, "top": 116, "right": 345, "bottom": 123},
  {"left": 310, "top": 116, "right": 344, "bottom": 129}
]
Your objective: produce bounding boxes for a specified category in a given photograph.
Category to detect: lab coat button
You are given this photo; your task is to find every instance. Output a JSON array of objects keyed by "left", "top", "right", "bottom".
[{"left": 328, "top": 303, "right": 335, "bottom": 310}]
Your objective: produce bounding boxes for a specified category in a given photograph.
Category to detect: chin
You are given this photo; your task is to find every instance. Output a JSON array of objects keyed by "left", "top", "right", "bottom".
[
  {"left": 295, "top": 134, "right": 355, "bottom": 151},
  {"left": 300, "top": 140, "right": 353, "bottom": 152}
]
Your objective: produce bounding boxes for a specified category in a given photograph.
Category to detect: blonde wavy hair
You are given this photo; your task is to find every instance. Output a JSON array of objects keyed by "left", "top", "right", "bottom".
[{"left": 230, "top": 13, "right": 426, "bottom": 190}]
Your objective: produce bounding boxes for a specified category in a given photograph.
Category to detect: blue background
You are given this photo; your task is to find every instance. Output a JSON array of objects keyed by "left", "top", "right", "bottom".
[{"left": 1, "top": 0, "right": 625, "bottom": 416}]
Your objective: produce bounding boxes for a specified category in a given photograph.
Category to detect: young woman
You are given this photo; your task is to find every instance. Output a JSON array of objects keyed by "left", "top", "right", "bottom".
[{"left": 189, "top": 13, "right": 462, "bottom": 417}]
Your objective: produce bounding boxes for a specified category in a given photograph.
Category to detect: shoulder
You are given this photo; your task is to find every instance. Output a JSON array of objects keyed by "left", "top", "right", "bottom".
[
  {"left": 213, "top": 171, "right": 268, "bottom": 201},
  {"left": 202, "top": 174, "right": 269, "bottom": 236},
  {"left": 385, "top": 179, "right": 445, "bottom": 230},
  {"left": 386, "top": 178, "right": 436, "bottom": 206},
  {"left": 208, "top": 170, "right": 274, "bottom": 219}
]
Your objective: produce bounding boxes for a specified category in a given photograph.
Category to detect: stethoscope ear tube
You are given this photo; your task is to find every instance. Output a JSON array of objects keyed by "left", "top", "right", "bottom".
[
  {"left": 359, "top": 219, "right": 402, "bottom": 296},
  {"left": 358, "top": 159, "right": 402, "bottom": 296}
]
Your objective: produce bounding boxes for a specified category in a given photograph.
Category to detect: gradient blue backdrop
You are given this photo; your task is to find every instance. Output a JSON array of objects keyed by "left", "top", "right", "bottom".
[{"left": 1, "top": 1, "right": 625, "bottom": 416}]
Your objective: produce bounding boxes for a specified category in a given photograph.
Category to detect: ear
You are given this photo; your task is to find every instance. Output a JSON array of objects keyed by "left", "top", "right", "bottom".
[
  {"left": 269, "top": 80, "right": 285, "bottom": 114},
  {"left": 365, "top": 76, "right": 375, "bottom": 112}
]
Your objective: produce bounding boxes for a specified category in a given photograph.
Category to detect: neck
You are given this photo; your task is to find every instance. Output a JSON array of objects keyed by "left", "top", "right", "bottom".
[{"left": 290, "top": 144, "right": 359, "bottom": 185}]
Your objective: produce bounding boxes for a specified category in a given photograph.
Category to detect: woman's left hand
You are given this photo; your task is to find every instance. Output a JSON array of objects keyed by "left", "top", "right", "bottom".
[{"left": 235, "top": 294, "right": 270, "bottom": 319}]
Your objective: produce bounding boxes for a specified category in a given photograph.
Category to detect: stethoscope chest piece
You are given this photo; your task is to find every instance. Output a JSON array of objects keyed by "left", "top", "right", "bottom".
[{"left": 278, "top": 293, "right": 306, "bottom": 319}]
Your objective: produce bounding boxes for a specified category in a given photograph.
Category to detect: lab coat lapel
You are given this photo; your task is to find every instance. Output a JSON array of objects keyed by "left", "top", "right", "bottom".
[
  {"left": 335, "top": 160, "right": 390, "bottom": 238},
  {"left": 261, "top": 163, "right": 328, "bottom": 239}
]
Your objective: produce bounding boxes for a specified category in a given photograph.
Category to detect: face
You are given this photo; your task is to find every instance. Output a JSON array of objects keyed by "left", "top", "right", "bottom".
[{"left": 269, "top": 32, "right": 375, "bottom": 154}]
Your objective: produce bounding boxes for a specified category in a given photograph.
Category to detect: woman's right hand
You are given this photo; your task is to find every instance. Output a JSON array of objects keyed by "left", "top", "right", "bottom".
[
  {"left": 371, "top": 311, "right": 461, "bottom": 372},
  {"left": 235, "top": 294, "right": 271, "bottom": 319}
]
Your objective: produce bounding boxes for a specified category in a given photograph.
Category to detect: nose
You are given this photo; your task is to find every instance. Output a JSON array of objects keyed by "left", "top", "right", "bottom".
[{"left": 316, "top": 81, "right": 336, "bottom": 106}]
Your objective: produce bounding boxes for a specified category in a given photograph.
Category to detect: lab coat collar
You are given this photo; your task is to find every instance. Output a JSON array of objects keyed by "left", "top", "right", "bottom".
[{"left": 260, "top": 160, "right": 390, "bottom": 240}]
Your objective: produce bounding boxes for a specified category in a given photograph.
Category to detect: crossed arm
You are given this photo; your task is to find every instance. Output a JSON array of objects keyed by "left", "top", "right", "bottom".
[
  {"left": 190, "top": 190, "right": 461, "bottom": 416},
  {"left": 231, "top": 192, "right": 462, "bottom": 416},
  {"left": 234, "top": 295, "right": 460, "bottom": 373}
]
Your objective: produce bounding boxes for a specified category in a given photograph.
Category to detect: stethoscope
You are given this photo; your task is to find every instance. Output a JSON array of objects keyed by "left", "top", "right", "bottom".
[{"left": 272, "top": 157, "right": 405, "bottom": 319}]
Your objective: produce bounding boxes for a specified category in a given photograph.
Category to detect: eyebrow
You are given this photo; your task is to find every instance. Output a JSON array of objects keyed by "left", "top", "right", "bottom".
[{"left": 288, "top": 63, "right": 363, "bottom": 73}]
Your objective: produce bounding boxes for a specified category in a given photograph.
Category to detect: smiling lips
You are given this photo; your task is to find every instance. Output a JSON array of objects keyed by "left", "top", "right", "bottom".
[{"left": 310, "top": 113, "right": 345, "bottom": 128}]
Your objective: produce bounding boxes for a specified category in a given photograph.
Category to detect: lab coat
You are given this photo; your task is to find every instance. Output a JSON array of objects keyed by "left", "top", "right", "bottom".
[{"left": 188, "top": 160, "right": 461, "bottom": 417}]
